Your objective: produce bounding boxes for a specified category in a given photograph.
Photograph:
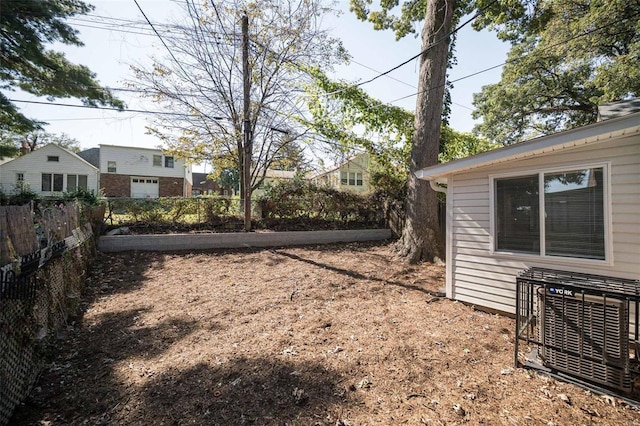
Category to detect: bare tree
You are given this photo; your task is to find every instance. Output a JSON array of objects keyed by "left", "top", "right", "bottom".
[{"left": 132, "top": 0, "right": 345, "bottom": 202}]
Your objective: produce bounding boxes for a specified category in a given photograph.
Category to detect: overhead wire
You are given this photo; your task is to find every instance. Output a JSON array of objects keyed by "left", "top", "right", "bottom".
[
  {"left": 384, "top": 10, "right": 640, "bottom": 106},
  {"left": 325, "top": 0, "right": 500, "bottom": 96},
  {"left": 7, "top": 1, "right": 634, "bottom": 129},
  {"left": 8, "top": 98, "right": 226, "bottom": 119}
]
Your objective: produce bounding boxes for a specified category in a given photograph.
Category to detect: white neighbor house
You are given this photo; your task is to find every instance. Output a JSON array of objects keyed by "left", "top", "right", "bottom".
[
  {"left": 416, "top": 111, "right": 640, "bottom": 315},
  {"left": 0, "top": 144, "right": 99, "bottom": 196},
  {"left": 98, "top": 144, "right": 193, "bottom": 198}
]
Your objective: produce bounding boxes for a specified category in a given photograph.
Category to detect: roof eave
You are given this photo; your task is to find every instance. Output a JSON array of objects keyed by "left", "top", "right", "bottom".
[{"left": 416, "top": 112, "right": 640, "bottom": 181}]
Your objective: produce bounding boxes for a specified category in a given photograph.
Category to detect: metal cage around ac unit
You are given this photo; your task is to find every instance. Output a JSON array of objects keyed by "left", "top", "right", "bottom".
[{"left": 515, "top": 267, "right": 640, "bottom": 397}]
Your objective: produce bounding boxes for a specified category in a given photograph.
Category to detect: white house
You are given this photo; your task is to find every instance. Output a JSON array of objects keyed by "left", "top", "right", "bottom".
[
  {"left": 416, "top": 111, "right": 640, "bottom": 315},
  {"left": 97, "top": 144, "right": 193, "bottom": 198},
  {"left": 311, "top": 152, "right": 372, "bottom": 194},
  {"left": 0, "top": 144, "right": 99, "bottom": 196}
]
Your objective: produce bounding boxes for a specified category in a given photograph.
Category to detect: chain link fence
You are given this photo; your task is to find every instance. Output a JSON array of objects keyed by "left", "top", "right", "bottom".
[{"left": 0, "top": 202, "right": 99, "bottom": 426}]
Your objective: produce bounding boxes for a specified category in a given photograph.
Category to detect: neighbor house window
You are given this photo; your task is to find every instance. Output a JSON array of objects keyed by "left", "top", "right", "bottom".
[
  {"left": 16, "top": 173, "right": 24, "bottom": 183},
  {"left": 67, "top": 174, "right": 88, "bottom": 192},
  {"left": 493, "top": 166, "right": 606, "bottom": 260},
  {"left": 153, "top": 155, "right": 162, "bottom": 167},
  {"left": 349, "top": 172, "right": 356, "bottom": 185},
  {"left": 107, "top": 161, "right": 116, "bottom": 173},
  {"left": 340, "top": 171, "right": 363, "bottom": 186},
  {"left": 42, "top": 173, "right": 63, "bottom": 192},
  {"left": 164, "top": 156, "right": 174, "bottom": 168},
  {"left": 47, "top": 156, "right": 59, "bottom": 162},
  {"left": 340, "top": 172, "right": 348, "bottom": 185}
]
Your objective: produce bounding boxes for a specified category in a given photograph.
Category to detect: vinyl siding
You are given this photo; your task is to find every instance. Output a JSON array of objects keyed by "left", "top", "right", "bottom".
[
  {"left": 447, "top": 134, "right": 639, "bottom": 314},
  {"left": 99, "top": 145, "right": 190, "bottom": 180},
  {"left": 0, "top": 144, "right": 98, "bottom": 195}
]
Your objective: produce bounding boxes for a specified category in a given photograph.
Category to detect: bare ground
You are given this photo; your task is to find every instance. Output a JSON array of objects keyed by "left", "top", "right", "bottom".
[{"left": 10, "top": 241, "right": 640, "bottom": 425}]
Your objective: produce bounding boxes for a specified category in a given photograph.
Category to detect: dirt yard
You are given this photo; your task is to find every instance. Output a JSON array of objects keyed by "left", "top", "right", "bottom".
[{"left": 11, "top": 242, "right": 640, "bottom": 425}]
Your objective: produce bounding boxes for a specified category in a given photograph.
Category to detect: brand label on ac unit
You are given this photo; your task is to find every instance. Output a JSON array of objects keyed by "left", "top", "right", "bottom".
[{"left": 548, "top": 287, "right": 575, "bottom": 297}]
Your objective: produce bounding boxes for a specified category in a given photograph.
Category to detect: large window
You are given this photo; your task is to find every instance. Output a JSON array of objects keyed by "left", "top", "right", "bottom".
[
  {"left": 67, "top": 174, "right": 88, "bottom": 192},
  {"left": 495, "top": 175, "right": 539, "bottom": 254},
  {"left": 42, "top": 173, "right": 63, "bottom": 192},
  {"left": 340, "top": 171, "right": 363, "bottom": 186},
  {"left": 494, "top": 166, "right": 606, "bottom": 260}
]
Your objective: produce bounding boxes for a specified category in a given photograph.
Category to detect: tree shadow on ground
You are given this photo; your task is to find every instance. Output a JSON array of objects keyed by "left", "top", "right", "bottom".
[
  {"left": 10, "top": 306, "right": 204, "bottom": 425},
  {"left": 273, "top": 249, "right": 440, "bottom": 296},
  {"left": 122, "top": 357, "right": 357, "bottom": 425}
]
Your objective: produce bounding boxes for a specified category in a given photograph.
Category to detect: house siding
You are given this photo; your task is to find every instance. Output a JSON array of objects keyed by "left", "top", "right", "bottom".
[
  {"left": 0, "top": 144, "right": 99, "bottom": 196},
  {"left": 447, "top": 135, "right": 639, "bottom": 314},
  {"left": 98, "top": 145, "right": 192, "bottom": 197},
  {"left": 313, "top": 153, "right": 372, "bottom": 194}
]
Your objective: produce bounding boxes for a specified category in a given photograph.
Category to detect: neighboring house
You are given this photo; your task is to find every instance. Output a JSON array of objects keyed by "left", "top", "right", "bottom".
[
  {"left": 416, "top": 111, "right": 640, "bottom": 315},
  {"left": 192, "top": 172, "right": 230, "bottom": 196},
  {"left": 0, "top": 143, "right": 99, "bottom": 196},
  {"left": 252, "top": 169, "right": 298, "bottom": 198},
  {"left": 312, "top": 152, "right": 372, "bottom": 194},
  {"left": 96, "top": 145, "right": 192, "bottom": 198}
]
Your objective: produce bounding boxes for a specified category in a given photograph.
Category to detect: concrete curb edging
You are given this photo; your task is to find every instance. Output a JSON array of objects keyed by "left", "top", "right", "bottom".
[{"left": 98, "top": 229, "right": 393, "bottom": 252}]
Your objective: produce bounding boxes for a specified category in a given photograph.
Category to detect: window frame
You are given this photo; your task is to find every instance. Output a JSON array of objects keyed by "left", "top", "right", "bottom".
[
  {"left": 67, "top": 174, "right": 88, "bottom": 192},
  {"left": 164, "top": 156, "right": 174, "bottom": 168},
  {"left": 47, "top": 156, "right": 59, "bottom": 162},
  {"left": 356, "top": 172, "right": 363, "bottom": 186},
  {"left": 107, "top": 161, "right": 117, "bottom": 173},
  {"left": 153, "top": 155, "right": 162, "bottom": 167},
  {"left": 41, "top": 173, "right": 64, "bottom": 192},
  {"left": 340, "top": 171, "right": 347, "bottom": 185},
  {"left": 489, "top": 162, "right": 612, "bottom": 266}
]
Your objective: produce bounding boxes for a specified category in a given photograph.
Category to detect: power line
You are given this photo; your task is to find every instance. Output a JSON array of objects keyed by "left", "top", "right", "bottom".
[
  {"left": 335, "top": 0, "right": 500, "bottom": 94},
  {"left": 348, "top": 59, "right": 475, "bottom": 111},
  {"left": 8, "top": 98, "right": 226, "bottom": 119},
  {"left": 384, "top": 11, "right": 640, "bottom": 107}
]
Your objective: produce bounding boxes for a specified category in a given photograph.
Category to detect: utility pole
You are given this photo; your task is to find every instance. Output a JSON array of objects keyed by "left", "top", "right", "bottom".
[{"left": 242, "top": 12, "right": 252, "bottom": 231}]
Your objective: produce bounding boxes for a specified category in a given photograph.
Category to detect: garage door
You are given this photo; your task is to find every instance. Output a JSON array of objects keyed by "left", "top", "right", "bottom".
[{"left": 131, "top": 177, "right": 159, "bottom": 198}]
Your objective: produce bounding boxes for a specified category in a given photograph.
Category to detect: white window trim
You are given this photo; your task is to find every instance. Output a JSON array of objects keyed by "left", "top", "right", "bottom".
[{"left": 489, "top": 161, "right": 612, "bottom": 267}]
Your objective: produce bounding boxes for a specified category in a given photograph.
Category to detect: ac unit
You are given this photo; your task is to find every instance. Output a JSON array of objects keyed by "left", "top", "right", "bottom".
[{"left": 538, "top": 288, "right": 632, "bottom": 392}]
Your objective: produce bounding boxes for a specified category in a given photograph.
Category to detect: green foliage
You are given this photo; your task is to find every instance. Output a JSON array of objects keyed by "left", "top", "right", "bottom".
[
  {"left": 438, "top": 127, "right": 498, "bottom": 162},
  {"left": 0, "top": 130, "right": 82, "bottom": 153},
  {"left": 0, "top": 0, "right": 124, "bottom": 132},
  {"left": 258, "top": 178, "right": 382, "bottom": 224},
  {"left": 472, "top": 0, "right": 640, "bottom": 144},
  {"left": 215, "top": 168, "right": 240, "bottom": 194},
  {"left": 350, "top": 0, "right": 474, "bottom": 40},
  {"left": 0, "top": 185, "right": 38, "bottom": 206},
  {"left": 202, "top": 197, "right": 239, "bottom": 223},
  {"left": 303, "top": 67, "right": 413, "bottom": 193},
  {"left": 63, "top": 188, "right": 100, "bottom": 206},
  {"left": 304, "top": 68, "right": 496, "bottom": 196}
]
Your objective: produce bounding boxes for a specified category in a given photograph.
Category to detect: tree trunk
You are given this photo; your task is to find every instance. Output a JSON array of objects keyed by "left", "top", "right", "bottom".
[{"left": 397, "top": 0, "right": 455, "bottom": 264}]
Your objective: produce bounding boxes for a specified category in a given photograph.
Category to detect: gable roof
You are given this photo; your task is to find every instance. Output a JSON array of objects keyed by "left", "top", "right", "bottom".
[
  {"left": 1, "top": 143, "right": 98, "bottom": 171},
  {"left": 416, "top": 111, "right": 640, "bottom": 183},
  {"left": 77, "top": 147, "right": 100, "bottom": 168},
  {"left": 264, "top": 169, "right": 297, "bottom": 179},
  {"left": 311, "top": 151, "right": 369, "bottom": 178}
]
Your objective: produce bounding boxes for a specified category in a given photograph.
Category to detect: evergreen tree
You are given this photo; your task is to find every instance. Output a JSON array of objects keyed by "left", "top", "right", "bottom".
[{"left": 0, "top": 0, "right": 124, "bottom": 132}]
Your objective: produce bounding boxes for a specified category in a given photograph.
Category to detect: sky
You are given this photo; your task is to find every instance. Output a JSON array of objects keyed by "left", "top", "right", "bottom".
[{"left": 9, "top": 0, "right": 511, "bottom": 169}]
